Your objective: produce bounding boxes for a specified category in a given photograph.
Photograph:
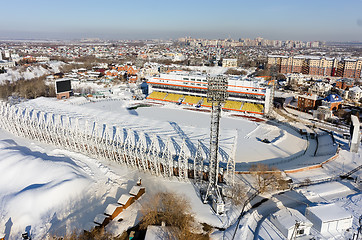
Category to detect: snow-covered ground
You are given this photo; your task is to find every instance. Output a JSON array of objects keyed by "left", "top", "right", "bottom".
[
  {"left": 0, "top": 127, "right": 243, "bottom": 239},
  {"left": 0, "top": 94, "right": 360, "bottom": 239},
  {"left": 0, "top": 61, "right": 64, "bottom": 84},
  {"left": 0, "top": 128, "right": 137, "bottom": 239},
  {"left": 17, "top": 96, "right": 334, "bottom": 171}
]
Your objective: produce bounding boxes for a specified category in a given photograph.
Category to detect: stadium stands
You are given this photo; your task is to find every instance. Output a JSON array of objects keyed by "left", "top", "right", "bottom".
[
  {"left": 223, "top": 100, "right": 242, "bottom": 110},
  {"left": 201, "top": 98, "right": 213, "bottom": 107},
  {"left": 147, "top": 91, "right": 263, "bottom": 115},
  {"left": 183, "top": 95, "right": 202, "bottom": 105},
  {"left": 147, "top": 91, "right": 167, "bottom": 100},
  {"left": 164, "top": 93, "right": 184, "bottom": 102},
  {"left": 241, "top": 102, "right": 264, "bottom": 114}
]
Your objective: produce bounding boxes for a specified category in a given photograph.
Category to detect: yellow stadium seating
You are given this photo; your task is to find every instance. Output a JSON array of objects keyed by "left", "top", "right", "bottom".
[
  {"left": 147, "top": 91, "right": 167, "bottom": 100},
  {"left": 164, "top": 93, "right": 184, "bottom": 102},
  {"left": 241, "top": 102, "right": 264, "bottom": 113},
  {"left": 201, "top": 98, "right": 213, "bottom": 107},
  {"left": 223, "top": 100, "right": 242, "bottom": 110},
  {"left": 183, "top": 95, "right": 202, "bottom": 105}
]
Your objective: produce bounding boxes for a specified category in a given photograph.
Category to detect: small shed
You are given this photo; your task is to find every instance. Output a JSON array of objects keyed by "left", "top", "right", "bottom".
[
  {"left": 270, "top": 208, "right": 313, "bottom": 239},
  {"left": 212, "top": 198, "right": 225, "bottom": 215},
  {"left": 104, "top": 203, "right": 123, "bottom": 220},
  {"left": 93, "top": 214, "right": 111, "bottom": 227},
  {"left": 305, "top": 203, "right": 353, "bottom": 234},
  {"left": 117, "top": 194, "right": 135, "bottom": 209},
  {"left": 129, "top": 185, "right": 145, "bottom": 200}
]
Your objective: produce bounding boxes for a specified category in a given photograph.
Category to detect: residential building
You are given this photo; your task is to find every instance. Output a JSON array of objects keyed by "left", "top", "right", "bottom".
[
  {"left": 313, "top": 106, "right": 333, "bottom": 120},
  {"left": 335, "top": 78, "right": 354, "bottom": 90},
  {"left": 297, "top": 93, "right": 322, "bottom": 112},
  {"left": 348, "top": 86, "right": 362, "bottom": 101},
  {"left": 222, "top": 58, "right": 238, "bottom": 68},
  {"left": 309, "top": 81, "right": 332, "bottom": 96},
  {"left": 0, "top": 60, "right": 15, "bottom": 69},
  {"left": 267, "top": 55, "right": 361, "bottom": 79},
  {"left": 270, "top": 208, "right": 313, "bottom": 239},
  {"left": 321, "top": 94, "right": 343, "bottom": 110},
  {"left": 342, "top": 59, "right": 362, "bottom": 78}
]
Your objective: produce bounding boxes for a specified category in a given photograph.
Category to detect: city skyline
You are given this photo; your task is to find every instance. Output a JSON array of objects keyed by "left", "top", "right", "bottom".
[{"left": 1, "top": 0, "right": 362, "bottom": 41}]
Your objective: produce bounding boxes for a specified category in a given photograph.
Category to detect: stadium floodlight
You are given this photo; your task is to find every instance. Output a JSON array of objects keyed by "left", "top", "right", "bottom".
[{"left": 204, "top": 75, "right": 228, "bottom": 209}]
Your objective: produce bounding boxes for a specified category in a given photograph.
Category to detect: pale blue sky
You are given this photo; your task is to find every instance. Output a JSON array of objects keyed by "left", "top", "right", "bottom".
[{"left": 1, "top": 0, "right": 362, "bottom": 41}]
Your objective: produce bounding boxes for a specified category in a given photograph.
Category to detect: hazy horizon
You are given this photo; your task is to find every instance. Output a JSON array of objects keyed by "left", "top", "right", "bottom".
[{"left": 1, "top": 0, "right": 362, "bottom": 42}]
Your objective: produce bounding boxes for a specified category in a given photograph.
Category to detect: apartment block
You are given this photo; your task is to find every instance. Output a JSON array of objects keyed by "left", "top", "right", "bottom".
[{"left": 267, "top": 55, "right": 361, "bottom": 79}]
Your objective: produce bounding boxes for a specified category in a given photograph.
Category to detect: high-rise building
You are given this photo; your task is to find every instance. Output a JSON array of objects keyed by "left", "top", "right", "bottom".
[{"left": 267, "top": 55, "right": 362, "bottom": 78}]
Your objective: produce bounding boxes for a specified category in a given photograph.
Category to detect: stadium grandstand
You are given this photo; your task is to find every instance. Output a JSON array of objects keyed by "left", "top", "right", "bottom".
[
  {"left": 201, "top": 98, "right": 212, "bottom": 107},
  {"left": 241, "top": 102, "right": 264, "bottom": 114},
  {"left": 147, "top": 71, "right": 272, "bottom": 115},
  {"left": 182, "top": 95, "right": 203, "bottom": 105},
  {"left": 223, "top": 100, "right": 243, "bottom": 111},
  {"left": 164, "top": 93, "right": 184, "bottom": 103},
  {"left": 147, "top": 91, "right": 167, "bottom": 101}
]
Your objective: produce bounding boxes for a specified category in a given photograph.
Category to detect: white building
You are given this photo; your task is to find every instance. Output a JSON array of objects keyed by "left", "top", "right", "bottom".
[
  {"left": 286, "top": 73, "right": 306, "bottom": 85},
  {"left": 313, "top": 106, "right": 333, "bottom": 120},
  {"left": 348, "top": 86, "right": 362, "bottom": 102},
  {"left": 35, "top": 56, "right": 50, "bottom": 62},
  {"left": 4, "top": 50, "right": 10, "bottom": 59},
  {"left": 270, "top": 208, "right": 313, "bottom": 239},
  {"left": 309, "top": 81, "right": 332, "bottom": 96},
  {"left": 222, "top": 58, "right": 238, "bottom": 68},
  {"left": 306, "top": 203, "right": 353, "bottom": 235},
  {"left": 0, "top": 60, "right": 15, "bottom": 69}
]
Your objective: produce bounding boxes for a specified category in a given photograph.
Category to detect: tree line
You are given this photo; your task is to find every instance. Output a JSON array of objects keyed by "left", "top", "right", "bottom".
[{"left": 0, "top": 76, "right": 56, "bottom": 100}]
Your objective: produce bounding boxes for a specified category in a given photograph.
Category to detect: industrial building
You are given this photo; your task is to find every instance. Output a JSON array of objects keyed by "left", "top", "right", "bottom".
[{"left": 306, "top": 203, "right": 353, "bottom": 235}]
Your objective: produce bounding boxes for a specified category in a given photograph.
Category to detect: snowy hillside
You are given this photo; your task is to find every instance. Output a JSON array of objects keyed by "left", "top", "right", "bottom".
[{"left": 0, "top": 61, "right": 64, "bottom": 84}]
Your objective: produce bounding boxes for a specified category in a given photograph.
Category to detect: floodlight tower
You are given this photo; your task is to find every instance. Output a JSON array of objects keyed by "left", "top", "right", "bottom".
[{"left": 204, "top": 75, "right": 228, "bottom": 205}]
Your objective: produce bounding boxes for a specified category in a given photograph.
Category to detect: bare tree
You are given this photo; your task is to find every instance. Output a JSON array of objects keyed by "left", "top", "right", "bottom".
[
  {"left": 250, "top": 164, "right": 288, "bottom": 193},
  {"left": 224, "top": 182, "right": 247, "bottom": 206},
  {"left": 140, "top": 192, "right": 198, "bottom": 240}
]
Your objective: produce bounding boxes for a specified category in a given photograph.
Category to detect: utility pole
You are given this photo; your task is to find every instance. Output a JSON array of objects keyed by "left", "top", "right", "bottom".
[{"left": 290, "top": 221, "right": 300, "bottom": 240}]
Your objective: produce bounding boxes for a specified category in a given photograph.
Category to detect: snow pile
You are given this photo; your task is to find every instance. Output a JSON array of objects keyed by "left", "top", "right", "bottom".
[{"left": 0, "top": 138, "right": 92, "bottom": 238}]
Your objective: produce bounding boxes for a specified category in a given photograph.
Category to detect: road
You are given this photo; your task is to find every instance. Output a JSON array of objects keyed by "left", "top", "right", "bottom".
[{"left": 276, "top": 107, "right": 349, "bottom": 135}]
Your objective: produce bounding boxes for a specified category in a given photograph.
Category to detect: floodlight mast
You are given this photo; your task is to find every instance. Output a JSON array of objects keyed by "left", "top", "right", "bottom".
[{"left": 204, "top": 75, "right": 228, "bottom": 203}]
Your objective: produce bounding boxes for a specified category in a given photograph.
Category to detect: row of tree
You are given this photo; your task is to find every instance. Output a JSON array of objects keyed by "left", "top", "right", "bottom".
[{"left": 0, "top": 76, "right": 55, "bottom": 100}]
